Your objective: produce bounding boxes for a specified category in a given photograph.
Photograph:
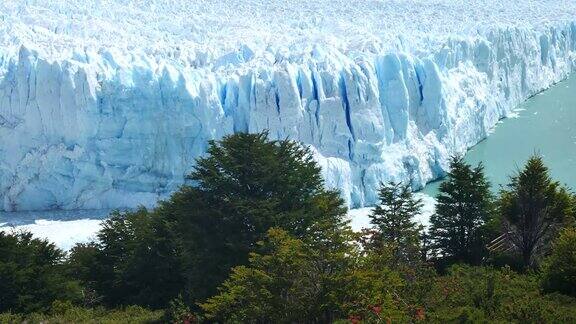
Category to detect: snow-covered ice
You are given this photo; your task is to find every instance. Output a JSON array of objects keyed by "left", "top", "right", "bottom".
[
  {"left": 1, "top": 0, "right": 576, "bottom": 211},
  {"left": 0, "top": 208, "right": 109, "bottom": 249},
  {"left": 0, "top": 193, "right": 436, "bottom": 250},
  {"left": 0, "top": 219, "right": 102, "bottom": 251},
  {"left": 348, "top": 193, "right": 436, "bottom": 232}
]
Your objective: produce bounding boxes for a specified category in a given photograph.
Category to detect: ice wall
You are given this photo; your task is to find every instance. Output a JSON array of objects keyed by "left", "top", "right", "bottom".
[{"left": 1, "top": 24, "right": 576, "bottom": 211}]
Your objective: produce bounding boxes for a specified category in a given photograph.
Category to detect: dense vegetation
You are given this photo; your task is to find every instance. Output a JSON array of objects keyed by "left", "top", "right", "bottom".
[{"left": 1, "top": 132, "right": 576, "bottom": 323}]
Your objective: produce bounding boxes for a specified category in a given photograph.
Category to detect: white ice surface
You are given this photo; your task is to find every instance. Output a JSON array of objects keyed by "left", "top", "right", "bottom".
[
  {"left": 0, "top": 219, "right": 102, "bottom": 251},
  {"left": 2, "top": 0, "right": 576, "bottom": 66},
  {"left": 0, "top": 193, "right": 436, "bottom": 250},
  {"left": 1, "top": 1, "right": 576, "bottom": 211},
  {"left": 348, "top": 192, "right": 436, "bottom": 231}
]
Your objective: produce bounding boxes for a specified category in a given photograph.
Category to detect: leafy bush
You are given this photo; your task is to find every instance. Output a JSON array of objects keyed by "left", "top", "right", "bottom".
[
  {"left": 164, "top": 295, "right": 199, "bottom": 323},
  {"left": 0, "top": 231, "right": 81, "bottom": 313},
  {"left": 422, "top": 264, "right": 576, "bottom": 322},
  {"left": 541, "top": 227, "right": 576, "bottom": 297},
  {"left": 0, "top": 303, "right": 163, "bottom": 323},
  {"left": 202, "top": 228, "right": 358, "bottom": 322}
]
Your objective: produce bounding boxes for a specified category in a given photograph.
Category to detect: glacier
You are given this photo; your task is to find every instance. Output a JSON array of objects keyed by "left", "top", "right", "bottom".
[{"left": 1, "top": 1, "right": 576, "bottom": 211}]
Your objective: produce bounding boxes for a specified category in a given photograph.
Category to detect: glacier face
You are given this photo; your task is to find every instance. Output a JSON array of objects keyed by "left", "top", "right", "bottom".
[{"left": 1, "top": 1, "right": 576, "bottom": 211}]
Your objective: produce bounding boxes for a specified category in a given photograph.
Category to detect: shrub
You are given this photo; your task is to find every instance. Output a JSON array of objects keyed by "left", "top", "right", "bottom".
[
  {"left": 0, "top": 231, "right": 81, "bottom": 313},
  {"left": 541, "top": 227, "right": 576, "bottom": 297},
  {"left": 1, "top": 304, "right": 163, "bottom": 323}
]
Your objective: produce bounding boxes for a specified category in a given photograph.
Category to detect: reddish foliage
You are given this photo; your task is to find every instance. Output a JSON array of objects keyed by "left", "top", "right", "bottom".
[
  {"left": 181, "top": 314, "right": 197, "bottom": 324},
  {"left": 349, "top": 315, "right": 362, "bottom": 324},
  {"left": 414, "top": 307, "right": 426, "bottom": 321}
]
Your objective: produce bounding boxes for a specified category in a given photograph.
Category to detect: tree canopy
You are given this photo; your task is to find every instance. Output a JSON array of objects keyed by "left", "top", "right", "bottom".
[
  {"left": 369, "top": 181, "right": 423, "bottom": 266},
  {"left": 0, "top": 231, "right": 81, "bottom": 313},
  {"left": 541, "top": 226, "right": 576, "bottom": 296},
  {"left": 4, "top": 136, "right": 576, "bottom": 322},
  {"left": 429, "top": 156, "right": 493, "bottom": 266},
  {"left": 68, "top": 132, "right": 349, "bottom": 309},
  {"left": 499, "top": 155, "right": 574, "bottom": 268}
]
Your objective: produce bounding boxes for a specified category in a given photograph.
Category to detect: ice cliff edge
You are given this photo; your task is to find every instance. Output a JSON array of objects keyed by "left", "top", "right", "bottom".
[{"left": 1, "top": 14, "right": 576, "bottom": 210}]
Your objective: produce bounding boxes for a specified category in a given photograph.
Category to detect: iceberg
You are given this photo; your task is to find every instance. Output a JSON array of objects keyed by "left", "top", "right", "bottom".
[{"left": 1, "top": 1, "right": 576, "bottom": 211}]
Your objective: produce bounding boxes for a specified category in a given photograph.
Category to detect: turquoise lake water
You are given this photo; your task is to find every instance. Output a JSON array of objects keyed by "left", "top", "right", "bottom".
[{"left": 423, "top": 75, "right": 576, "bottom": 197}]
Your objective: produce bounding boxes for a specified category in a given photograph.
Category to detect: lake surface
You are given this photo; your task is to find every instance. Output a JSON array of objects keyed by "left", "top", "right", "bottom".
[
  {"left": 423, "top": 75, "right": 576, "bottom": 197},
  {"left": 2, "top": 75, "right": 576, "bottom": 246}
]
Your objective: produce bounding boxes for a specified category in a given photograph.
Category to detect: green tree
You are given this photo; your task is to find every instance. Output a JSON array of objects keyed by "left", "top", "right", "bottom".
[
  {"left": 0, "top": 231, "right": 80, "bottom": 313},
  {"left": 66, "top": 242, "right": 103, "bottom": 307},
  {"left": 69, "top": 132, "right": 348, "bottom": 309},
  {"left": 202, "top": 228, "right": 407, "bottom": 323},
  {"left": 159, "top": 132, "right": 348, "bottom": 306},
  {"left": 499, "top": 155, "right": 573, "bottom": 268},
  {"left": 202, "top": 228, "right": 345, "bottom": 322},
  {"left": 67, "top": 208, "right": 184, "bottom": 308},
  {"left": 369, "top": 181, "right": 423, "bottom": 266},
  {"left": 335, "top": 246, "right": 409, "bottom": 323},
  {"left": 201, "top": 228, "right": 316, "bottom": 322},
  {"left": 429, "top": 156, "right": 493, "bottom": 266},
  {"left": 541, "top": 227, "right": 576, "bottom": 296},
  {"left": 163, "top": 294, "right": 197, "bottom": 323}
]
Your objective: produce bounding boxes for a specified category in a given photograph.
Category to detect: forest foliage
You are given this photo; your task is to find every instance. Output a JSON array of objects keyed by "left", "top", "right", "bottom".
[{"left": 2, "top": 132, "right": 576, "bottom": 323}]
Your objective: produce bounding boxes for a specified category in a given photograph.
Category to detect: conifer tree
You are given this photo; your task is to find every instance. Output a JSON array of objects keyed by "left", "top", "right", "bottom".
[
  {"left": 369, "top": 181, "right": 423, "bottom": 265},
  {"left": 499, "top": 155, "right": 573, "bottom": 268},
  {"left": 429, "top": 156, "right": 493, "bottom": 265}
]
